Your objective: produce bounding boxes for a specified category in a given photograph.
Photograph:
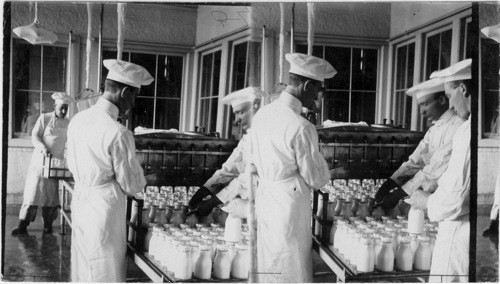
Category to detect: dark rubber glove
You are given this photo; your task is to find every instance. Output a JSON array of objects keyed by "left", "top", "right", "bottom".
[
  {"left": 375, "top": 178, "right": 399, "bottom": 202},
  {"left": 378, "top": 187, "right": 408, "bottom": 213},
  {"left": 188, "top": 186, "right": 213, "bottom": 208},
  {"left": 195, "top": 195, "right": 223, "bottom": 217}
]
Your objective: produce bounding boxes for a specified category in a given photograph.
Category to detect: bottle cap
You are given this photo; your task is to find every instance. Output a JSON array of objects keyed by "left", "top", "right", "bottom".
[
  {"left": 211, "top": 223, "right": 221, "bottom": 228},
  {"left": 199, "top": 244, "right": 210, "bottom": 251},
  {"left": 365, "top": 216, "right": 375, "bottom": 222},
  {"left": 361, "top": 237, "right": 372, "bottom": 245},
  {"left": 143, "top": 202, "right": 151, "bottom": 209},
  {"left": 235, "top": 243, "right": 248, "bottom": 250},
  {"left": 418, "top": 235, "right": 430, "bottom": 242},
  {"left": 381, "top": 236, "right": 393, "bottom": 243},
  {"left": 180, "top": 224, "right": 189, "bottom": 229}
]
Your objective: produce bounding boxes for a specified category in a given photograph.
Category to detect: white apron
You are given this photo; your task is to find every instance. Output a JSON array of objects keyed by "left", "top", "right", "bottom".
[
  {"left": 255, "top": 174, "right": 313, "bottom": 283},
  {"left": 71, "top": 179, "right": 127, "bottom": 282},
  {"left": 22, "top": 118, "right": 66, "bottom": 208},
  {"left": 429, "top": 215, "right": 469, "bottom": 282}
]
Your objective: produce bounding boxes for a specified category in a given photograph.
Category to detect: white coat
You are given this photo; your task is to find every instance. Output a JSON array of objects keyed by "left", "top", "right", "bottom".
[
  {"left": 427, "top": 117, "right": 470, "bottom": 282},
  {"left": 67, "top": 98, "right": 146, "bottom": 282},
  {"left": 250, "top": 92, "right": 330, "bottom": 282},
  {"left": 22, "top": 112, "right": 69, "bottom": 210},
  {"left": 391, "top": 109, "right": 464, "bottom": 194},
  {"left": 204, "top": 133, "right": 252, "bottom": 203}
]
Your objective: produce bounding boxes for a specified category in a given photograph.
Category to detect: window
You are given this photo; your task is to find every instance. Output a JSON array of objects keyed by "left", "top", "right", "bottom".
[
  {"left": 197, "top": 50, "right": 222, "bottom": 134},
  {"left": 423, "top": 28, "right": 453, "bottom": 79},
  {"left": 297, "top": 44, "right": 378, "bottom": 124},
  {"left": 481, "top": 38, "right": 499, "bottom": 139},
  {"left": 101, "top": 50, "right": 184, "bottom": 130},
  {"left": 225, "top": 41, "right": 261, "bottom": 139},
  {"left": 459, "top": 17, "right": 472, "bottom": 60},
  {"left": 11, "top": 38, "right": 67, "bottom": 138},
  {"left": 393, "top": 42, "right": 415, "bottom": 129}
]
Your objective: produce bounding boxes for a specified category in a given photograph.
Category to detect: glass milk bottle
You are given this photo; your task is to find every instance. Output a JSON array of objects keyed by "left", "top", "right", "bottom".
[
  {"left": 356, "top": 202, "right": 370, "bottom": 221},
  {"left": 224, "top": 213, "right": 242, "bottom": 243},
  {"left": 231, "top": 243, "right": 249, "bottom": 279},
  {"left": 213, "top": 245, "right": 231, "bottom": 279},
  {"left": 149, "top": 200, "right": 158, "bottom": 223},
  {"left": 170, "top": 208, "right": 185, "bottom": 226},
  {"left": 128, "top": 200, "right": 139, "bottom": 242},
  {"left": 333, "top": 219, "right": 346, "bottom": 252},
  {"left": 314, "top": 194, "right": 325, "bottom": 237},
  {"left": 377, "top": 236, "right": 395, "bottom": 272},
  {"left": 409, "top": 233, "right": 419, "bottom": 259},
  {"left": 427, "top": 231, "right": 437, "bottom": 256},
  {"left": 334, "top": 198, "right": 345, "bottom": 216},
  {"left": 141, "top": 202, "right": 151, "bottom": 228},
  {"left": 144, "top": 222, "right": 156, "bottom": 252},
  {"left": 159, "top": 233, "right": 173, "bottom": 268},
  {"left": 385, "top": 227, "right": 398, "bottom": 254},
  {"left": 165, "top": 204, "right": 174, "bottom": 223},
  {"left": 414, "top": 235, "right": 432, "bottom": 270},
  {"left": 174, "top": 243, "right": 192, "bottom": 280},
  {"left": 372, "top": 233, "right": 382, "bottom": 269},
  {"left": 408, "top": 206, "right": 425, "bottom": 234},
  {"left": 149, "top": 225, "right": 162, "bottom": 259},
  {"left": 395, "top": 236, "right": 413, "bottom": 271},
  {"left": 357, "top": 236, "right": 374, "bottom": 273},
  {"left": 155, "top": 201, "right": 167, "bottom": 226},
  {"left": 341, "top": 200, "right": 354, "bottom": 220},
  {"left": 194, "top": 244, "right": 212, "bottom": 280},
  {"left": 329, "top": 216, "right": 341, "bottom": 247}
]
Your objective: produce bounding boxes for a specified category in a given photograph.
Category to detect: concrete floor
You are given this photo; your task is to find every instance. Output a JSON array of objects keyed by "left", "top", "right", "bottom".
[
  {"left": 1, "top": 204, "right": 336, "bottom": 282},
  {"left": 2, "top": 204, "right": 498, "bottom": 282}
]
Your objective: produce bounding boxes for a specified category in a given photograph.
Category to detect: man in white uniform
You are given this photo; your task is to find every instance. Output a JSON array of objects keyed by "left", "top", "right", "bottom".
[
  {"left": 375, "top": 78, "right": 464, "bottom": 211},
  {"left": 188, "top": 87, "right": 265, "bottom": 216},
  {"left": 481, "top": 23, "right": 500, "bottom": 238},
  {"left": 66, "top": 59, "right": 153, "bottom": 282},
  {"left": 249, "top": 53, "right": 334, "bottom": 282},
  {"left": 408, "top": 59, "right": 472, "bottom": 282}
]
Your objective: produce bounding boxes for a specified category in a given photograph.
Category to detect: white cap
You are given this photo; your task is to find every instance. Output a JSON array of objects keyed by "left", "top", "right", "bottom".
[
  {"left": 406, "top": 78, "right": 445, "bottom": 100},
  {"left": 103, "top": 59, "right": 154, "bottom": 88},
  {"left": 286, "top": 53, "right": 337, "bottom": 82},
  {"left": 51, "top": 92, "right": 73, "bottom": 104},
  {"left": 221, "top": 87, "right": 265, "bottom": 109},
  {"left": 482, "top": 23, "right": 500, "bottom": 44},
  {"left": 430, "top": 59, "right": 472, "bottom": 84}
]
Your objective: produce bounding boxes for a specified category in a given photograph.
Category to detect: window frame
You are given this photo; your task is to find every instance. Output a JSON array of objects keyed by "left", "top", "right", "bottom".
[
  {"left": 387, "top": 8, "right": 472, "bottom": 132},
  {"left": 294, "top": 37, "right": 383, "bottom": 125},
  {"left": 8, "top": 33, "right": 80, "bottom": 147}
]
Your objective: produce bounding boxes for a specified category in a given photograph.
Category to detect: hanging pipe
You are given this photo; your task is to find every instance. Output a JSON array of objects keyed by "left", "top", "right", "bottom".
[
  {"left": 290, "top": 3, "right": 295, "bottom": 53},
  {"left": 85, "top": 3, "right": 94, "bottom": 89},
  {"left": 247, "top": 161, "right": 258, "bottom": 283},
  {"left": 279, "top": 3, "right": 285, "bottom": 83},
  {"left": 97, "top": 4, "right": 104, "bottom": 92},
  {"left": 117, "top": 3, "right": 126, "bottom": 61},
  {"left": 307, "top": 3, "right": 316, "bottom": 56},
  {"left": 261, "top": 26, "right": 266, "bottom": 91}
]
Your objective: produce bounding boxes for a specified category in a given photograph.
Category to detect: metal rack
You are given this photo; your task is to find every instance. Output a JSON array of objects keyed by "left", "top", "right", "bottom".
[{"left": 311, "top": 125, "right": 428, "bottom": 282}]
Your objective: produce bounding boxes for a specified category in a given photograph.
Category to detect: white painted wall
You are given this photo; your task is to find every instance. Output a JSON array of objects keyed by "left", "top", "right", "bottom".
[{"left": 390, "top": 2, "right": 471, "bottom": 38}]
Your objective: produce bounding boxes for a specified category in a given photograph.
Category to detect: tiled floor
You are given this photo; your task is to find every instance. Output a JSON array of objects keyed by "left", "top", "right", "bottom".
[{"left": 3, "top": 204, "right": 497, "bottom": 283}]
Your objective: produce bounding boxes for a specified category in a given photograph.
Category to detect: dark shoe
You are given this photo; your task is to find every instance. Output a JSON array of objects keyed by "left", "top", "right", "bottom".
[
  {"left": 483, "top": 218, "right": 499, "bottom": 237},
  {"left": 11, "top": 220, "right": 29, "bottom": 235}
]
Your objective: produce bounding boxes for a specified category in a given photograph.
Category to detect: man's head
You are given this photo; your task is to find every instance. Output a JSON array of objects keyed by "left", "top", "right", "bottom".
[
  {"left": 406, "top": 78, "right": 449, "bottom": 125},
  {"left": 430, "top": 59, "right": 472, "bottom": 120},
  {"left": 221, "top": 87, "right": 264, "bottom": 132},
  {"left": 102, "top": 59, "right": 154, "bottom": 119},
  {"left": 51, "top": 92, "right": 72, "bottom": 119},
  {"left": 284, "top": 53, "right": 335, "bottom": 110}
]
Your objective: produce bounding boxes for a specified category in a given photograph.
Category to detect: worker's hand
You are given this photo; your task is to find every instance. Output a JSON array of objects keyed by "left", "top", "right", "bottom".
[
  {"left": 195, "top": 195, "right": 223, "bottom": 217},
  {"left": 188, "top": 186, "right": 213, "bottom": 208},
  {"left": 226, "top": 198, "right": 249, "bottom": 219},
  {"left": 375, "top": 187, "right": 408, "bottom": 213},
  {"left": 374, "top": 178, "right": 399, "bottom": 202},
  {"left": 420, "top": 180, "right": 439, "bottom": 193},
  {"left": 41, "top": 148, "right": 51, "bottom": 157},
  {"left": 406, "top": 189, "right": 430, "bottom": 210}
]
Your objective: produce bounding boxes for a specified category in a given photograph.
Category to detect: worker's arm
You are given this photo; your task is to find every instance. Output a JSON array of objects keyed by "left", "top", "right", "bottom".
[
  {"left": 31, "top": 114, "right": 49, "bottom": 155},
  {"left": 294, "top": 123, "right": 330, "bottom": 189},
  {"left": 112, "top": 129, "right": 146, "bottom": 196}
]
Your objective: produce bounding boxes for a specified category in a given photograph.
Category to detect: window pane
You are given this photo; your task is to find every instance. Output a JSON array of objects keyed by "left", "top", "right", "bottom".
[
  {"left": 460, "top": 17, "right": 471, "bottom": 60},
  {"left": 42, "top": 91, "right": 55, "bottom": 113},
  {"left": 482, "top": 38, "right": 500, "bottom": 138},
  {"left": 200, "top": 53, "right": 213, "bottom": 98},
  {"left": 394, "top": 90, "right": 411, "bottom": 129},
  {"left": 325, "top": 46, "right": 351, "bottom": 90},
  {"left": 232, "top": 42, "right": 248, "bottom": 91},
  {"left": 132, "top": 98, "right": 154, "bottom": 129},
  {"left": 209, "top": 98, "right": 219, "bottom": 134},
  {"left": 351, "top": 91, "right": 376, "bottom": 124},
  {"left": 323, "top": 91, "right": 349, "bottom": 122},
  {"left": 425, "top": 29, "right": 452, "bottom": 77},
  {"left": 155, "top": 99, "right": 180, "bottom": 129},
  {"left": 15, "top": 91, "right": 40, "bottom": 135},
  {"left": 42, "top": 46, "right": 66, "bottom": 92},
  {"left": 199, "top": 98, "right": 219, "bottom": 133},
  {"left": 351, "top": 48, "right": 377, "bottom": 91},
  {"left": 213, "top": 51, "right": 222, "bottom": 96},
  {"left": 13, "top": 40, "right": 40, "bottom": 91},
  {"left": 157, "top": 55, "right": 183, "bottom": 98},
  {"left": 407, "top": 43, "right": 415, "bottom": 87},
  {"left": 131, "top": 53, "right": 156, "bottom": 97},
  {"left": 395, "top": 45, "right": 408, "bottom": 90}
]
